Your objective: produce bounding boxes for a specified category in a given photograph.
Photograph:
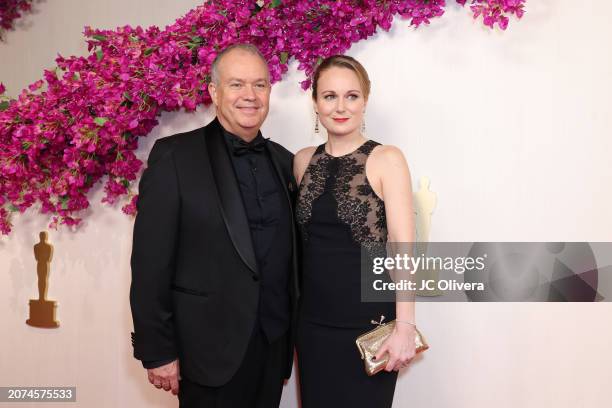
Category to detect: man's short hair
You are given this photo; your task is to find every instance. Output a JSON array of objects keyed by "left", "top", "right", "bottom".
[{"left": 210, "top": 43, "right": 269, "bottom": 85}]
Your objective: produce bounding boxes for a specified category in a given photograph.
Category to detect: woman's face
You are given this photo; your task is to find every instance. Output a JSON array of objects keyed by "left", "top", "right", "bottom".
[{"left": 313, "top": 66, "right": 367, "bottom": 138}]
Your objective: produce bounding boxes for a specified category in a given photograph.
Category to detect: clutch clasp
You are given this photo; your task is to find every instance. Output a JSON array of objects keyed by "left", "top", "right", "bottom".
[{"left": 370, "top": 315, "right": 386, "bottom": 326}]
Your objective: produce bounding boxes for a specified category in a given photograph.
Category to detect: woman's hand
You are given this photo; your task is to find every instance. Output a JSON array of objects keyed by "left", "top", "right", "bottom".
[{"left": 374, "top": 323, "right": 416, "bottom": 372}]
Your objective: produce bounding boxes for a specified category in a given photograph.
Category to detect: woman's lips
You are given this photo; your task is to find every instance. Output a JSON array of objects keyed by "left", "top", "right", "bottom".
[{"left": 333, "top": 118, "right": 349, "bottom": 123}]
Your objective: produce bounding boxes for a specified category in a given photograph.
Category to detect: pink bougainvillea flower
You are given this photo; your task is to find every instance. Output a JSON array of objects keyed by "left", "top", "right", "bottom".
[
  {"left": 0, "top": 0, "right": 526, "bottom": 235},
  {"left": 459, "top": 0, "right": 525, "bottom": 30},
  {"left": 0, "top": 0, "right": 32, "bottom": 35}
]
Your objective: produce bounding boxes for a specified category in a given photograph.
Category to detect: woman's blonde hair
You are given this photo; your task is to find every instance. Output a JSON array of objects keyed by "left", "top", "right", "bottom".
[{"left": 311, "top": 55, "right": 371, "bottom": 100}]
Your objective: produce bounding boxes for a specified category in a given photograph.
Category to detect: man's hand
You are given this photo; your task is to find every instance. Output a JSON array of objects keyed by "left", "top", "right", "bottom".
[{"left": 147, "top": 359, "right": 180, "bottom": 395}]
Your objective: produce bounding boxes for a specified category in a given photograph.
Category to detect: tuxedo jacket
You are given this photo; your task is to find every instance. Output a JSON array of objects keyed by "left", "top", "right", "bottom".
[{"left": 129, "top": 118, "right": 299, "bottom": 387}]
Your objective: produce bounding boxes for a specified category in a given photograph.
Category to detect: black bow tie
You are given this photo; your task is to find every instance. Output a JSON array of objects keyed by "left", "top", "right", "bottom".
[{"left": 231, "top": 136, "right": 267, "bottom": 156}]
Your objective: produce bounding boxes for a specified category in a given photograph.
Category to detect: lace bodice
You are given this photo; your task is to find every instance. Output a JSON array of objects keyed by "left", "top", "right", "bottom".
[{"left": 296, "top": 140, "right": 387, "bottom": 253}]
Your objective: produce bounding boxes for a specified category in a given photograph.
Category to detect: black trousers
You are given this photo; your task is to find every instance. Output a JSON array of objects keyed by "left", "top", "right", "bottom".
[{"left": 178, "top": 322, "right": 288, "bottom": 408}]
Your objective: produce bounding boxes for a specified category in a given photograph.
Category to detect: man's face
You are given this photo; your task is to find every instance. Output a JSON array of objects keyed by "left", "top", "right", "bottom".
[{"left": 208, "top": 50, "right": 271, "bottom": 140}]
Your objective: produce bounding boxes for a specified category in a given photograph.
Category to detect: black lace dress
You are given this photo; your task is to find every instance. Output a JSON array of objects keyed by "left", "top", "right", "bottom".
[{"left": 296, "top": 140, "right": 398, "bottom": 408}]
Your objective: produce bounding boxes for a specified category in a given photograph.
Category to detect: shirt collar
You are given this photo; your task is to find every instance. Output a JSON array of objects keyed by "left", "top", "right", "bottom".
[{"left": 221, "top": 125, "right": 265, "bottom": 147}]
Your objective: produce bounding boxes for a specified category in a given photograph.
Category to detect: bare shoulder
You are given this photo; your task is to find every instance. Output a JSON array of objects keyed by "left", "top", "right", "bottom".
[
  {"left": 295, "top": 146, "right": 318, "bottom": 164},
  {"left": 294, "top": 146, "right": 318, "bottom": 170},
  {"left": 370, "top": 144, "right": 409, "bottom": 169},
  {"left": 293, "top": 146, "right": 318, "bottom": 183}
]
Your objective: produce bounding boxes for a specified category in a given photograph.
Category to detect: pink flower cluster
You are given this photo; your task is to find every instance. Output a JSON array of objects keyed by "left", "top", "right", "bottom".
[
  {"left": 0, "top": 0, "right": 32, "bottom": 37},
  {"left": 456, "top": 0, "right": 525, "bottom": 30},
  {"left": 0, "top": 0, "right": 526, "bottom": 235}
]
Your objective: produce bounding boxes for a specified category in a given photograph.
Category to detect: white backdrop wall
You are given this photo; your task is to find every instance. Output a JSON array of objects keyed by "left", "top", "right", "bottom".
[{"left": 1, "top": 1, "right": 611, "bottom": 407}]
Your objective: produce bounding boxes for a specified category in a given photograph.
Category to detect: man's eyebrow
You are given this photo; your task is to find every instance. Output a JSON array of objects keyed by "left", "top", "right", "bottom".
[{"left": 226, "top": 77, "right": 269, "bottom": 82}]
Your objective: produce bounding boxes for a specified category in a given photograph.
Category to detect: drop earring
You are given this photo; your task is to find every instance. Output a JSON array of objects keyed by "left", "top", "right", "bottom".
[
  {"left": 314, "top": 113, "right": 319, "bottom": 134},
  {"left": 361, "top": 117, "right": 366, "bottom": 135}
]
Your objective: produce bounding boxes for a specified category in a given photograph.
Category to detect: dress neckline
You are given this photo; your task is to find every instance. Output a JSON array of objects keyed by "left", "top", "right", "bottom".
[{"left": 322, "top": 139, "right": 371, "bottom": 158}]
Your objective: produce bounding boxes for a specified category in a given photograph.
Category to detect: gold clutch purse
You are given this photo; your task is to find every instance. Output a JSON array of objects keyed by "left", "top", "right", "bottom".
[{"left": 355, "top": 316, "right": 429, "bottom": 376}]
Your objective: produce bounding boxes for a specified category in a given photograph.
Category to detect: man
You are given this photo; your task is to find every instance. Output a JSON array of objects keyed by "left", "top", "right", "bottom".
[{"left": 130, "top": 44, "right": 299, "bottom": 407}]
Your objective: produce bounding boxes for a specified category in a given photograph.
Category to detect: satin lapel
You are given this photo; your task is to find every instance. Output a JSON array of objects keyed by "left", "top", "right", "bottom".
[{"left": 204, "top": 119, "right": 259, "bottom": 275}]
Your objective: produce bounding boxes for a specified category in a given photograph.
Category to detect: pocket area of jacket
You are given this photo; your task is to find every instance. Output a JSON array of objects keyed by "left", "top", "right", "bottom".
[{"left": 171, "top": 284, "right": 209, "bottom": 297}]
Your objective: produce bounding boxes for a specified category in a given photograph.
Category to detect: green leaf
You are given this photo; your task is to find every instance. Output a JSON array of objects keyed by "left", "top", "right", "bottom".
[
  {"left": 123, "top": 91, "right": 132, "bottom": 101},
  {"left": 191, "top": 36, "right": 204, "bottom": 44},
  {"left": 121, "top": 179, "right": 130, "bottom": 188},
  {"left": 9, "top": 204, "right": 19, "bottom": 212},
  {"left": 96, "top": 49, "right": 104, "bottom": 61},
  {"left": 22, "top": 141, "right": 32, "bottom": 150},
  {"left": 94, "top": 117, "right": 108, "bottom": 126},
  {"left": 0, "top": 101, "right": 9, "bottom": 111},
  {"left": 270, "top": 0, "right": 282, "bottom": 8},
  {"left": 72, "top": 72, "right": 80, "bottom": 81},
  {"left": 92, "top": 34, "right": 107, "bottom": 42},
  {"left": 144, "top": 47, "right": 157, "bottom": 56},
  {"left": 280, "top": 51, "right": 289, "bottom": 64},
  {"left": 129, "top": 34, "right": 139, "bottom": 43}
]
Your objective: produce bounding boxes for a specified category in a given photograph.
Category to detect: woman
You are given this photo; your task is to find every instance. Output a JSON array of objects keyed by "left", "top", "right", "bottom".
[{"left": 294, "top": 55, "right": 417, "bottom": 407}]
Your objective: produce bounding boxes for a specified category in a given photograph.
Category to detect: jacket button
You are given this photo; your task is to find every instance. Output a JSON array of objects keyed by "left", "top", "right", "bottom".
[{"left": 252, "top": 275, "right": 259, "bottom": 282}]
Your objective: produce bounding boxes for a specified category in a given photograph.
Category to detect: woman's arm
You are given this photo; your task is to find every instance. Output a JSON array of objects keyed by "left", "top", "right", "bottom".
[{"left": 368, "top": 144, "right": 417, "bottom": 372}]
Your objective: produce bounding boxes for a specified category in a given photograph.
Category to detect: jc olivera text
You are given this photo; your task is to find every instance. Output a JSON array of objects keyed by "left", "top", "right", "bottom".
[{"left": 372, "top": 279, "right": 485, "bottom": 292}]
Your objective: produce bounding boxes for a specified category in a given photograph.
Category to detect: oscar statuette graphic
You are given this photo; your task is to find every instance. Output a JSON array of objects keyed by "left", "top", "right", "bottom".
[
  {"left": 413, "top": 176, "right": 440, "bottom": 296},
  {"left": 26, "top": 231, "right": 60, "bottom": 328}
]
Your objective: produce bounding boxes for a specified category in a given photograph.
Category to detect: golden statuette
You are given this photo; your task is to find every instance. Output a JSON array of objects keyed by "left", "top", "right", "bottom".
[{"left": 26, "top": 231, "right": 59, "bottom": 328}]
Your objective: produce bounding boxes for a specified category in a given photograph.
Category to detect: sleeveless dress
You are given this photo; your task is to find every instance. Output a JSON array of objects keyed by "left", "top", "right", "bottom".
[{"left": 296, "top": 140, "right": 398, "bottom": 408}]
